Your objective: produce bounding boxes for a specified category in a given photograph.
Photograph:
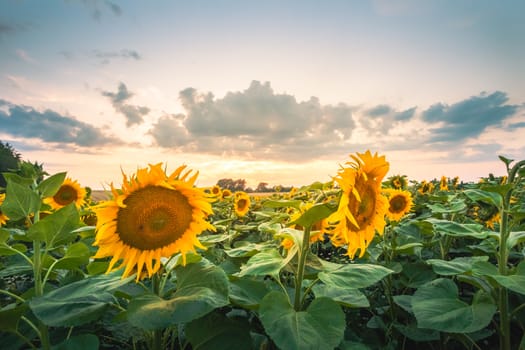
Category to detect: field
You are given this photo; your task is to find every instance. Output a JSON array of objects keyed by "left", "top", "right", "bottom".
[{"left": 1, "top": 154, "right": 524, "bottom": 350}]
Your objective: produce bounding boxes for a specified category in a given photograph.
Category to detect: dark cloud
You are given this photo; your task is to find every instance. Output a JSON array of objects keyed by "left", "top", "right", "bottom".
[
  {"left": 92, "top": 49, "right": 141, "bottom": 64},
  {"left": 367, "top": 104, "right": 392, "bottom": 117},
  {"left": 0, "top": 99, "right": 121, "bottom": 147},
  {"left": 102, "top": 82, "right": 150, "bottom": 127},
  {"left": 150, "top": 81, "right": 357, "bottom": 160},
  {"left": 422, "top": 91, "right": 518, "bottom": 143}
]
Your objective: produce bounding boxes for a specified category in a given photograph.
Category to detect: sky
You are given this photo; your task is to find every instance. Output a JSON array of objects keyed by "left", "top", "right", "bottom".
[{"left": 1, "top": 0, "right": 524, "bottom": 190}]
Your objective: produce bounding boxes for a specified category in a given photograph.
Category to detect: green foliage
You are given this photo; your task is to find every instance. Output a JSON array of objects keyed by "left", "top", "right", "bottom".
[{"left": 1, "top": 155, "right": 524, "bottom": 349}]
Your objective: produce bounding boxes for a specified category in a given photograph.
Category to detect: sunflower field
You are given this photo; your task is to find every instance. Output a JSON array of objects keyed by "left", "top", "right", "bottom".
[{"left": 1, "top": 151, "right": 524, "bottom": 350}]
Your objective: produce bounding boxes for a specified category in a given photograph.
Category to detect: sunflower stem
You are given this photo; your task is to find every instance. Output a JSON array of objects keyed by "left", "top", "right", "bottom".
[
  {"left": 151, "top": 273, "right": 164, "bottom": 350},
  {"left": 497, "top": 159, "right": 525, "bottom": 350},
  {"left": 33, "top": 239, "right": 50, "bottom": 350},
  {"left": 294, "top": 226, "right": 311, "bottom": 311}
]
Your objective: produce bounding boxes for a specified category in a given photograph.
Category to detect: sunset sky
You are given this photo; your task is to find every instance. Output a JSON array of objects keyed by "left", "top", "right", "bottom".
[{"left": 1, "top": 0, "right": 524, "bottom": 189}]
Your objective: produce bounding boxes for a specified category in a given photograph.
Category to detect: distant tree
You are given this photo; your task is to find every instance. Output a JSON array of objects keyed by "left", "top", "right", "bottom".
[
  {"left": 0, "top": 141, "right": 21, "bottom": 189},
  {"left": 216, "top": 178, "right": 247, "bottom": 192},
  {"left": 256, "top": 182, "right": 269, "bottom": 192}
]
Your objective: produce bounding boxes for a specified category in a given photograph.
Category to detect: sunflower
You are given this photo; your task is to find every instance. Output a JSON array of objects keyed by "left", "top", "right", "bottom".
[
  {"left": 44, "top": 177, "right": 87, "bottom": 210},
  {"left": 323, "top": 151, "right": 389, "bottom": 259},
  {"left": 439, "top": 176, "right": 448, "bottom": 191},
  {"left": 92, "top": 163, "right": 215, "bottom": 280},
  {"left": 234, "top": 191, "right": 251, "bottom": 217},
  {"left": 221, "top": 189, "right": 232, "bottom": 199},
  {"left": 387, "top": 174, "right": 408, "bottom": 190},
  {"left": 418, "top": 180, "right": 434, "bottom": 195},
  {"left": 210, "top": 185, "right": 222, "bottom": 197},
  {"left": 0, "top": 193, "right": 9, "bottom": 226},
  {"left": 486, "top": 212, "right": 501, "bottom": 230},
  {"left": 383, "top": 189, "right": 413, "bottom": 222}
]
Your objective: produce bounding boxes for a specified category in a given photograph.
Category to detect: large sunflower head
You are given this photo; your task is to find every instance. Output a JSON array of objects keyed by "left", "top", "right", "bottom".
[
  {"left": 0, "top": 193, "right": 9, "bottom": 226},
  {"left": 92, "top": 163, "right": 215, "bottom": 281},
  {"left": 383, "top": 189, "right": 413, "bottom": 222},
  {"left": 44, "top": 177, "right": 87, "bottom": 210},
  {"left": 323, "top": 151, "right": 389, "bottom": 259},
  {"left": 234, "top": 191, "right": 251, "bottom": 217}
]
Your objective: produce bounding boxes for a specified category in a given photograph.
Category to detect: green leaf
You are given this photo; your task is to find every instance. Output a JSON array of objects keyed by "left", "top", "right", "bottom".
[
  {"left": 127, "top": 259, "right": 229, "bottom": 330},
  {"left": 401, "top": 262, "right": 436, "bottom": 288},
  {"left": 30, "top": 273, "right": 133, "bottom": 327},
  {"left": 426, "top": 219, "right": 489, "bottom": 239},
  {"left": 0, "top": 242, "right": 27, "bottom": 256},
  {"left": 0, "top": 303, "right": 28, "bottom": 331},
  {"left": 259, "top": 291, "right": 345, "bottom": 350},
  {"left": 312, "top": 284, "right": 369, "bottom": 308},
  {"left": 52, "top": 334, "right": 99, "bottom": 350},
  {"left": 263, "top": 199, "right": 302, "bottom": 210},
  {"left": 318, "top": 263, "right": 393, "bottom": 289},
  {"left": 412, "top": 278, "right": 496, "bottom": 333},
  {"left": 228, "top": 277, "right": 270, "bottom": 309},
  {"left": 498, "top": 155, "right": 513, "bottom": 167},
  {"left": 427, "top": 256, "right": 489, "bottom": 276},
  {"left": 481, "top": 184, "right": 513, "bottom": 201},
  {"left": 0, "top": 263, "right": 32, "bottom": 278},
  {"left": 0, "top": 229, "right": 9, "bottom": 243},
  {"left": 186, "top": 311, "right": 252, "bottom": 350},
  {"left": 291, "top": 202, "right": 337, "bottom": 228},
  {"left": 38, "top": 172, "right": 67, "bottom": 198},
  {"left": 1, "top": 173, "right": 33, "bottom": 187},
  {"left": 394, "top": 324, "right": 440, "bottom": 342},
  {"left": 489, "top": 274, "right": 525, "bottom": 295},
  {"left": 426, "top": 199, "right": 466, "bottom": 214},
  {"left": 2, "top": 181, "right": 40, "bottom": 220},
  {"left": 54, "top": 242, "right": 91, "bottom": 270},
  {"left": 27, "top": 204, "right": 80, "bottom": 248},
  {"left": 463, "top": 189, "right": 502, "bottom": 208},
  {"left": 224, "top": 242, "right": 273, "bottom": 258},
  {"left": 507, "top": 231, "right": 525, "bottom": 250},
  {"left": 236, "top": 249, "right": 286, "bottom": 278}
]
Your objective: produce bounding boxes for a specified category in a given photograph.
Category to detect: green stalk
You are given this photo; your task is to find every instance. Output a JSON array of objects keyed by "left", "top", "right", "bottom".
[
  {"left": 33, "top": 239, "right": 50, "bottom": 350},
  {"left": 497, "top": 159, "right": 525, "bottom": 350},
  {"left": 152, "top": 273, "right": 163, "bottom": 350},
  {"left": 294, "top": 226, "right": 311, "bottom": 311}
]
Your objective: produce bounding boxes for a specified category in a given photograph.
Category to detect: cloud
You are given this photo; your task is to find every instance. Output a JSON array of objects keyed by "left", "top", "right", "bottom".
[
  {"left": 422, "top": 91, "right": 518, "bottom": 143},
  {"left": 150, "top": 80, "right": 357, "bottom": 160},
  {"left": 102, "top": 82, "right": 150, "bottom": 127},
  {"left": 359, "top": 105, "right": 417, "bottom": 135},
  {"left": 15, "top": 49, "right": 37, "bottom": 64},
  {"left": 0, "top": 99, "right": 122, "bottom": 147},
  {"left": 80, "top": 0, "right": 123, "bottom": 21},
  {"left": 92, "top": 49, "right": 141, "bottom": 64}
]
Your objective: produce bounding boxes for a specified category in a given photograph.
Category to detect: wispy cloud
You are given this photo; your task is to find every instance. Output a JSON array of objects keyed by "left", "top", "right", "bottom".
[
  {"left": 102, "top": 82, "right": 150, "bottom": 127},
  {"left": 92, "top": 49, "right": 141, "bottom": 64},
  {"left": 0, "top": 99, "right": 122, "bottom": 147},
  {"left": 15, "top": 49, "right": 37, "bottom": 64},
  {"left": 80, "top": 0, "right": 123, "bottom": 21}
]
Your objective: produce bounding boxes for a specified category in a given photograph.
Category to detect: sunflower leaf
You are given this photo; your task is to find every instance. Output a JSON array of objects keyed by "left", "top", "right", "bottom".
[
  {"left": 30, "top": 273, "right": 134, "bottom": 327},
  {"left": 318, "top": 263, "right": 394, "bottom": 289},
  {"left": 259, "top": 291, "right": 345, "bottom": 350},
  {"left": 127, "top": 259, "right": 229, "bottom": 330},
  {"left": 412, "top": 278, "right": 496, "bottom": 333},
  {"left": 27, "top": 203, "right": 80, "bottom": 248},
  {"left": 37, "top": 172, "right": 67, "bottom": 197},
  {"left": 1, "top": 181, "right": 40, "bottom": 221}
]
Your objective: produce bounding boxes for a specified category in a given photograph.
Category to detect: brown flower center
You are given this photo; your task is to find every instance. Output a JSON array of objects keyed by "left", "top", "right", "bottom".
[
  {"left": 389, "top": 195, "right": 407, "bottom": 214},
  {"left": 53, "top": 185, "right": 78, "bottom": 206},
  {"left": 116, "top": 186, "right": 193, "bottom": 250}
]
